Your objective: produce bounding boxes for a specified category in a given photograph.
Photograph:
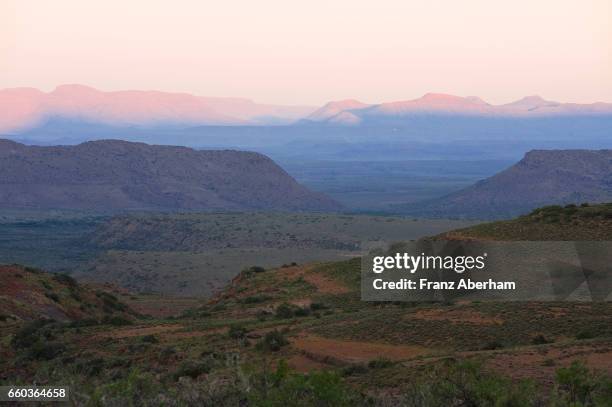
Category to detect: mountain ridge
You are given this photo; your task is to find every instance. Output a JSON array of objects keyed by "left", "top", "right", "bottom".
[
  {"left": 396, "top": 149, "right": 612, "bottom": 219},
  {"left": 0, "top": 84, "right": 317, "bottom": 133},
  {"left": 0, "top": 139, "right": 342, "bottom": 212},
  {"left": 2, "top": 85, "right": 612, "bottom": 133}
]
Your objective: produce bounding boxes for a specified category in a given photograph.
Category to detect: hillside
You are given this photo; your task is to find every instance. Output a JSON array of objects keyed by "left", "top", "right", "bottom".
[
  {"left": 0, "top": 265, "right": 136, "bottom": 323},
  {"left": 0, "top": 139, "right": 341, "bottom": 212},
  {"left": 438, "top": 202, "right": 612, "bottom": 241},
  {"left": 2, "top": 259, "right": 611, "bottom": 405},
  {"left": 398, "top": 150, "right": 612, "bottom": 219}
]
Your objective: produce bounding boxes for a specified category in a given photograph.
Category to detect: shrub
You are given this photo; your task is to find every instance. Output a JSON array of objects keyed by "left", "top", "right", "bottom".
[
  {"left": 310, "top": 302, "right": 328, "bottom": 311},
  {"left": 481, "top": 340, "right": 504, "bottom": 350},
  {"left": 341, "top": 363, "right": 368, "bottom": 376},
  {"left": 173, "top": 360, "right": 213, "bottom": 380},
  {"left": 293, "top": 307, "right": 311, "bottom": 317},
  {"left": 97, "top": 291, "right": 128, "bottom": 313},
  {"left": 160, "top": 346, "right": 176, "bottom": 359},
  {"left": 228, "top": 325, "right": 248, "bottom": 339},
  {"left": 26, "top": 340, "right": 66, "bottom": 360},
  {"left": 553, "top": 361, "right": 612, "bottom": 406},
  {"left": 44, "top": 291, "right": 60, "bottom": 303},
  {"left": 69, "top": 318, "right": 99, "bottom": 328},
  {"left": 89, "top": 369, "right": 158, "bottom": 405},
  {"left": 368, "top": 358, "right": 393, "bottom": 369},
  {"left": 241, "top": 295, "right": 271, "bottom": 304},
  {"left": 249, "top": 361, "right": 357, "bottom": 406},
  {"left": 401, "top": 360, "right": 539, "bottom": 407},
  {"left": 11, "top": 319, "right": 54, "bottom": 349},
  {"left": 576, "top": 330, "right": 596, "bottom": 340},
  {"left": 141, "top": 334, "right": 158, "bottom": 344},
  {"left": 532, "top": 334, "right": 553, "bottom": 345},
  {"left": 257, "top": 330, "right": 289, "bottom": 352},
  {"left": 274, "top": 303, "right": 312, "bottom": 319},
  {"left": 53, "top": 273, "right": 78, "bottom": 287},
  {"left": 102, "top": 316, "right": 133, "bottom": 326},
  {"left": 275, "top": 303, "right": 297, "bottom": 319}
]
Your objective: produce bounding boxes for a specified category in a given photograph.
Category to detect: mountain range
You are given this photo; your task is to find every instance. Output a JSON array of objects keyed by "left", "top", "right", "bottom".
[
  {"left": 0, "top": 139, "right": 341, "bottom": 212},
  {"left": 0, "top": 84, "right": 316, "bottom": 133},
  {"left": 2, "top": 85, "right": 612, "bottom": 134},
  {"left": 303, "top": 94, "right": 612, "bottom": 125},
  {"left": 397, "top": 149, "right": 612, "bottom": 219}
]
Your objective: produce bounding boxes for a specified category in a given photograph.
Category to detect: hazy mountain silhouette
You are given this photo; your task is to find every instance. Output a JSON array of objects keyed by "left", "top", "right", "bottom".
[{"left": 0, "top": 84, "right": 316, "bottom": 133}]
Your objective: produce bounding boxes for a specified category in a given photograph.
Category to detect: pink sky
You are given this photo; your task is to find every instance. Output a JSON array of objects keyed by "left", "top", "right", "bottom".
[{"left": 1, "top": 0, "right": 611, "bottom": 105}]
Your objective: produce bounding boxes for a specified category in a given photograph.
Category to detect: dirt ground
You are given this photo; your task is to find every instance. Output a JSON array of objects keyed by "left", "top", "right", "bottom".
[{"left": 291, "top": 334, "right": 428, "bottom": 366}]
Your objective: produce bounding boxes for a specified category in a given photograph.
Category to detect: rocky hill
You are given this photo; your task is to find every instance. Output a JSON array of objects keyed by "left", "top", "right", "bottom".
[
  {"left": 0, "top": 139, "right": 341, "bottom": 212},
  {"left": 398, "top": 150, "right": 612, "bottom": 219},
  {"left": 0, "top": 265, "right": 136, "bottom": 323}
]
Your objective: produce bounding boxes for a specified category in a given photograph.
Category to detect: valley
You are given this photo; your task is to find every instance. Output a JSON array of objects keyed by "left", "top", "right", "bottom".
[{"left": 0, "top": 211, "right": 476, "bottom": 297}]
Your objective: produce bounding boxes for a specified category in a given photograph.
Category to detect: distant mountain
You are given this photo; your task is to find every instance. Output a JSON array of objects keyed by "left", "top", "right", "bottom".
[
  {"left": 303, "top": 93, "right": 612, "bottom": 125},
  {"left": 0, "top": 139, "right": 341, "bottom": 212},
  {"left": 0, "top": 84, "right": 316, "bottom": 133},
  {"left": 396, "top": 150, "right": 612, "bottom": 219},
  {"left": 305, "top": 99, "right": 372, "bottom": 124}
]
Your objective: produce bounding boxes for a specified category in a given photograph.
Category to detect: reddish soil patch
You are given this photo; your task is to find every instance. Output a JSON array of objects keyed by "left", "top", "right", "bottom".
[
  {"left": 302, "top": 273, "right": 349, "bottom": 295},
  {"left": 292, "top": 334, "right": 427, "bottom": 365},
  {"left": 411, "top": 308, "right": 503, "bottom": 325},
  {"left": 125, "top": 297, "right": 201, "bottom": 318},
  {"left": 98, "top": 324, "right": 185, "bottom": 339},
  {"left": 287, "top": 354, "right": 332, "bottom": 373},
  {"left": 160, "top": 326, "right": 228, "bottom": 340},
  {"left": 484, "top": 342, "right": 612, "bottom": 388}
]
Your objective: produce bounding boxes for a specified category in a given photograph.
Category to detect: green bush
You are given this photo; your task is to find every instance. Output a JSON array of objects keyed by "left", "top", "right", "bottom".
[
  {"left": 249, "top": 361, "right": 358, "bottom": 406},
  {"left": 481, "top": 340, "right": 504, "bottom": 350},
  {"left": 26, "top": 340, "right": 66, "bottom": 360},
  {"left": 341, "top": 363, "right": 368, "bottom": 376},
  {"left": 69, "top": 318, "right": 99, "bottom": 328},
  {"left": 173, "top": 359, "right": 213, "bottom": 380},
  {"left": 228, "top": 325, "right": 249, "bottom": 339},
  {"left": 401, "top": 359, "right": 539, "bottom": 407},
  {"left": 532, "top": 334, "right": 553, "bottom": 345},
  {"left": 368, "top": 358, "right": 393, "bottom": 369},
  {"left": 102, "top": 316, "right": 133, "bottom": 326},
  {"left": 53, "top": 273, "right": 78, "bottom": 287},
  {"left": 552, "top": 361, "right": 612, "bottom": 406},
  {"left": 242, "top": 295, "right": 271, "bottom": 304},
  {"left": 310, "top": 302, "right": 328, "bottom": 311},
  {"left": 11, "top": 319, "right": 54, "bottom": 349},
  {"left": 274, "top": 303, "right": 311, "bottom": 319},
  {"left": 257, "top": 330, "right": 289, "bottom": 352},
  {"left": 141, "top": 334, "right": 158, "bottom": 344},
  {"left": 576, "top": 330, "right": 596, "bottom": 340},
  {"left": 44, "top": 291, "right": 60, "bottom": 303},
  {"left": 275, "top": 303, "right": 297, "bottom": 319}
]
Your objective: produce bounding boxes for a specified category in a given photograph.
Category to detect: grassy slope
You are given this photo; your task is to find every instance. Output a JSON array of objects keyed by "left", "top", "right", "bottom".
[{"left": 439, "top": 203, "right": 612, "bottom": 241}]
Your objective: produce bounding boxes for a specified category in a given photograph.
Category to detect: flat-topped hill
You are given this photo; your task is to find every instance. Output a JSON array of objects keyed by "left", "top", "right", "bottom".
[{"left": 0, "top": 139, "right": 341, "bottom": 212}]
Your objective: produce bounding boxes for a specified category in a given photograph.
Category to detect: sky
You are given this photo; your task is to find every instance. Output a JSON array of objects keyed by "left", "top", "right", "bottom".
[{"left": 1, "top": 0, "right": 611, "bottom": 105}]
